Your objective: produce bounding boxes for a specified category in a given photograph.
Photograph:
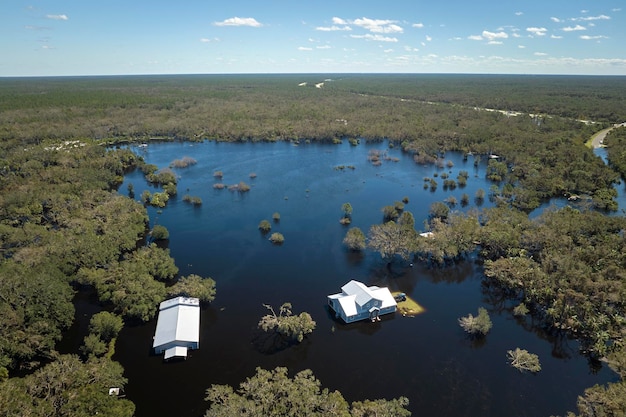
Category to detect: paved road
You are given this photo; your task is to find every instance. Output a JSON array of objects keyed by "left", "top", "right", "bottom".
[{"left": 591, "top": 122, "right": 626, "bottom": 148}]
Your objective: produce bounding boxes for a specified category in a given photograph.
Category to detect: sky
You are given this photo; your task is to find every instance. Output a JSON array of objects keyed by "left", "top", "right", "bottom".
[{"left": 1, "top": 1, "right": 625, "bottom": 76}]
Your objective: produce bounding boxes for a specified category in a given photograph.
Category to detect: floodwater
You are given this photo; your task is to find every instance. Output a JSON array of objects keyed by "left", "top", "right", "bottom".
[{"left": 68, "top": 140, "right": 618, "bottom": 417}]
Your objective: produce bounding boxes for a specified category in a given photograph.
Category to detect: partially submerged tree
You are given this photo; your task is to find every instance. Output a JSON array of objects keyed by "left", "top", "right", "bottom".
[
  {"left": 343, "top": 227, "right": 366, "bottom": 251},
  {"left": 168, "top": 274, "right": 217, "bottom": 303},
  {"left": 204, "top": 367, "right": 410, "bottom": 417},
  {"left": 458, "top": 307, "right": 492, "bottom": 336},
  {"left": 258, "top": 219, "right": 271, "bottom": 233},
  {"left": 258, "top": 303, "right": 316, "bottom": 343},
  {"left": 507, "top": 348, "right": 541, "bottom": 373}
]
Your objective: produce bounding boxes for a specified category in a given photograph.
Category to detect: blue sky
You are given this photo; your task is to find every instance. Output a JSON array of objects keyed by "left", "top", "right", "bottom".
[{"left": 1, "top": 1, "right": 624, "bottom": 76}]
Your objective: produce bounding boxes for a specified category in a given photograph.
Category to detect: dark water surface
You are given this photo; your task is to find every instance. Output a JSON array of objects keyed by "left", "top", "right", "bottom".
[{"left": 81, "top": 141, "right": 617, "bottom": 417}]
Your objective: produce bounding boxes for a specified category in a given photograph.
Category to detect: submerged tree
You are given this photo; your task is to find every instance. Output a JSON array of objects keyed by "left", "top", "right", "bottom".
[
  {"left": 204, "top": 367, "right": 410, "bottom": 417},
  {"left": 168, "top": 274, "right": 217, "bottom": 303},
  {"left": 458, "top": 307, "right": 492, "bottom": 336},
  {"left": 258, "top": 303, "right": 316, "bottom": 343},
  {"left": 343, "top": 227, "right": 366, "bottom": 251},
  {"left": 507, "top": 348, "right": 541, "bottom": 373}
]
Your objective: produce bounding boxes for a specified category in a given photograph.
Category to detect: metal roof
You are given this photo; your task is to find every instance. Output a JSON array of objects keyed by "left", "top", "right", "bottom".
[{"left": 152, "top": 297, "right": 200, "bottom": 350}]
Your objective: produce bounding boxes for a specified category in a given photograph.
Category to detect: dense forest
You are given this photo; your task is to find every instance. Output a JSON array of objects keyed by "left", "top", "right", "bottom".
[{"left": 1, "top": 74, "right": 626, "bottom": 416}]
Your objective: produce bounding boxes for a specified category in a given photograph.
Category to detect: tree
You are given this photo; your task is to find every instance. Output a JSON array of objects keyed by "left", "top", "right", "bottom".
[
  {"left": 507, "top": 348, "right": 541, "bottom": 373},
  {"left": 343, "top": 227, "right": 366, "bottom": 251},
  {"left": 341, "top": 202, "right": 353, "bottom": 217},
  {"left": 150, "top": 224, "right": 169, "bottom": 240},
  {"left": 88, "top": 311, "right": 123, "bottom": 342},
  {"left": 258, "top": 303, "right": 316, "bottom": 343},
  {"left": 429, "top": 201, "right": 450, "bottom": 220},
  {"left": 458, "top": 307, "right": 492, "bottom": 336},
  {"left": 269, "top": 232, "right": 284, "bottom": 244},
  {"left": 204, "top": 367, "right": 410, "bottom": 417},
  {"left": 168, "top": 274, "right": 217, "bottom": 303},
  {"left": 258, "top": 219, "right": 271, "bottom": 233},
  {"left": 368, "top": 220, "right": 417, "bottom": 263}
]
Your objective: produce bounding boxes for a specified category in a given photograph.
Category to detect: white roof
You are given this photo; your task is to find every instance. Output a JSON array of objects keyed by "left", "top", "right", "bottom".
[
  {"left": 341, "top": 280, "right": 382, "bottom": 307},
  {"left": 164, "top": 346, "right": 188, "bottom": 360},
  {"left": 152, "top": 297, "right": 200, "bottom": 349},
  {"left": 329, "top": 280, "right": 396, "bottom": 317}
]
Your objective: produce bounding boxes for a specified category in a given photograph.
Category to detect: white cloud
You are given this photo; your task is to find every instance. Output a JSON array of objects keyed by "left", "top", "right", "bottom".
[
  {"left": 512, "top": 33, "right": 521, "bottom": 38},
  {"left": 412, "top": 23, "right": 424, "bottom": 28},
  {"left": 562, "top": 25, "right": 586, "bottom": 31},
  {"left": 526, "top": 27, "right": 547, "bottom": 36},
  {"left": 315, "top": 25, "right": 351, "bottom": 31},
  {"left": 572, "top": 15, "right": 610, "bottom": 21},
  {"left": 350, "top": 34, "right": 398, "bottom": 42},
  {"left": 518, "top": 45, "right": 526, "bottom": 49},
  {"left": 425, "top": 35, "right": 432, "bottom": 42},
  {"left": 550, "top": 17, "right": 561, "bottom": 23},
  {"left": 515, "top": 11, "right": 523, "bottom": 16},
  {"left": 404, "top": 45, "right": 419, "bottom": 51},
  {"left": 332, "top": 17, "right": 348, "bottom": 25},
  {"left": 316, "top": 45, "right": 331, "bottom": 49},
  {"left": 534, "top": 52, "right": 548, "bottom": 56},
  {"left": 213, "top": 17, "right": 262, "bottom": 27},
  {"left": 612, "top": 8, "right": 621, "bottom": 12},
  {"left": 488, "top": 41, "right": 503, "bottom": 45},
  {"left": 468, "top": 35, "right": 483, "bottom": 41},
  {"left": 298, "top": 46, "right": 313, "bottom": 51},
  {"left": 580, "top": 35, "right": 608, "bottom": 40},
  {"left": 46, "top": 14, "right": 68, "bottom": 20},
  {"left": 351, "top": 17, "right": 403, "bottom": 33},
  {"left": 482, "top": 30, "right": 508, "bottom": 41},
  {"left": 551, "top": 34, "right": 563, "bottom": 39},
  {"left": 384, "top": 49, "right": 393, "bottom": 53}
]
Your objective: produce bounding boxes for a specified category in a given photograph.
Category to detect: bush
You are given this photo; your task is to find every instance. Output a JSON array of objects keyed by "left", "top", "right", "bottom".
[
  {"left": 272, "top": 212, "right": 281, "bottom": 222},
  {"left": 258, "top": 219, "right": 271, "bottom": 233},
  {"left": 213, "top": 170, "right": 223, "bottom": 178},
  {"left": 170, "top": 156, "right": 197, "bottom": 168},
  {"left": 459, "top": 307, "right": 492, "bottom": 336},
  {"left": 150, "top": 224, "right": 169, "bottom": 240},
  {"left": 343, "top": 227, "right": 366, "bottom": 251},
  {"left": 507, "top": 348, "right": 541, "bottom": 373},
  {"left": 269, "top": 232, "right": 284, "bottom": 244}
]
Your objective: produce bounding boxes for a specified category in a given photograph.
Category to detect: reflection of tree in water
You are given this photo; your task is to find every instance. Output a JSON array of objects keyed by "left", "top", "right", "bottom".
[{"left": 436, "top": 357, "right": 493, "bottom": 417}]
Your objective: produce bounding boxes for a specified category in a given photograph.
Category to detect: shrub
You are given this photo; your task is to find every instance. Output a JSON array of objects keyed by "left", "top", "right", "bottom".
[
  {"left": 269, "top": 232, "right": 284, "bottom": 244},
  {"left": 513, "top": 303, "right": 529, "bottom": 317},
  {"left": 213, "top": 170, "right": 223, "bottom": 178},
  {"left": 343, "top": 227, "right": 366, "bottom": 251},
  {"left": 272, "top": 212, "right": 281, "bottom": 222},
  {"left": 170, "top": 156, "right": 197, "bottom": 168},
  {"left": 382, "top": 205, "right": 399, "bottom": 221},
  {"left": 458, "top": 307, "right": 492, "bottom": 336},
  {"left": 507, "top": 348, "right": 541, "bottom": 373},
  {"left": 182, "top": 195, "right": 202, "bottom": 205},
  {"left": 229, "top": 181, "right": 251, "bottom": 192},
  {"left": 258, "top": 219, "right": 271, "bottom": 233},
  {"left": 150, "top": 224, "right": 169, "bottom": 240},
  {"left": 213, "top": 183, "right": 225, "bottom": 189}
]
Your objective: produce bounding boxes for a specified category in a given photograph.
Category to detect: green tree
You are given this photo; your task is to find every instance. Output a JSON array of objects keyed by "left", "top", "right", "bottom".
[
  {"left": 168, "top": 274, "right": 217, "bottom": 303},
  {"left": 458, "top": 307, "right": 492, "bottom": 336},
  {"left": 341, "top": 202, "right": 353, "bottom": 218},
  {"left": 88, "top": 312, "right": 123, "bottom": 342},
  {"left": 258, "top": 219, "right": 271, "bottom": 233},
  {"left": 150, "top": 224, "right": 169, "bottom": 240},
  {"left": 368, "top": 221, "right": 417, "bottom": 263},
  {"left": 258, "top": 303, "right": 316, "bottom": 343},
  {"left": 507, "top": 348, "right": 541, "bottom": 373},
  {"left": 343, "top": 227, "right": 366, "bottom": 251},
  {"left": 204, "top": 367, "right": 410, "bottom": 417},
  {"left": 269, "top": 232, "right": 285, "bottom": 244}
]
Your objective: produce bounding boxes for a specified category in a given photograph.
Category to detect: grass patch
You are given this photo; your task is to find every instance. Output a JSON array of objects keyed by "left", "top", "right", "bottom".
[{"left": 392, "top": 292, "right": 426, "bottom": 317}]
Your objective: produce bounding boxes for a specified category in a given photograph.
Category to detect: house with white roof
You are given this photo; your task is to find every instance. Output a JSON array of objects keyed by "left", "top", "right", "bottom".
[
  {"left": 327, "top": 280, "right": 397, "bottom": 323},
  {"left": 152, "top": 296, "right": 200, "bottom": 360}
]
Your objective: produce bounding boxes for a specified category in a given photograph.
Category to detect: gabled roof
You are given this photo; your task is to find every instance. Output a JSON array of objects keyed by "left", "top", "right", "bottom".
[
  {"left": 341, "top": 280, "right": 383, "bottom": 307},
  {"left": 152, "top": 297, "right": 200, "bottom": 349}
]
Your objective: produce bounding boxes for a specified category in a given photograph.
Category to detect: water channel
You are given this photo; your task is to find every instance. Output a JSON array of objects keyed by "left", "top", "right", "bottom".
[{"left": 65, "top": 140, "right": 619, "bottom": 417}]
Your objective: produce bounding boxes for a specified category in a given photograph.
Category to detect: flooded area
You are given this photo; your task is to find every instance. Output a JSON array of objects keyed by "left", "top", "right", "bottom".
[{"left": 64, "top": 140, "right": 618, "bottom": 417}]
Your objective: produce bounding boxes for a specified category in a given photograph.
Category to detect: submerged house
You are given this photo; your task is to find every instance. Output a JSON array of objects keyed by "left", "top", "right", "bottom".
[
  {"left": 327, "top": 280, "right": 397, "bottom": 323},
  {"left": 152, "top": 297, "right": 200, "bottom": 360}
]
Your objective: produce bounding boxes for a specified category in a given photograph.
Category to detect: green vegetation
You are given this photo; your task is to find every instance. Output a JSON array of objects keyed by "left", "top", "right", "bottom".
[
  {"left": 507, "top": 348, "right": 541, "bottom": 373},
  {"left": 170, "top": 156, "right": 197, "bottom": 168},
  {"left": 458, "top": 307, "right": 493, "bottom": 336},
  {"left": 182, "top": 194, "right": 203, "bottom": 205},
  {"left": 80, "top": 312, "right": 124, "bottom": 359},
  {"left": 2, "top": 74, "right": 626, "bottom": 416},
  {"left": 258, "top": 303, "right": 316, "bottom": 343},
  {"left": 168, "top": 274, "right": 217, "bottom": 303},
  {"left": 269, "top": 232, "right": 285, "bottom": 244},
  {"left": 204, "top": 367, "right": 410, "bottom": 417},
  {"left": 343, "top": 227, "right": 367, "bottom": 251},
  {"left": 150, "top": 224, "right": 170, "bottom": 240},
  {"left": 258, "top": 219, "right": 272, "bottom": 233}
]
